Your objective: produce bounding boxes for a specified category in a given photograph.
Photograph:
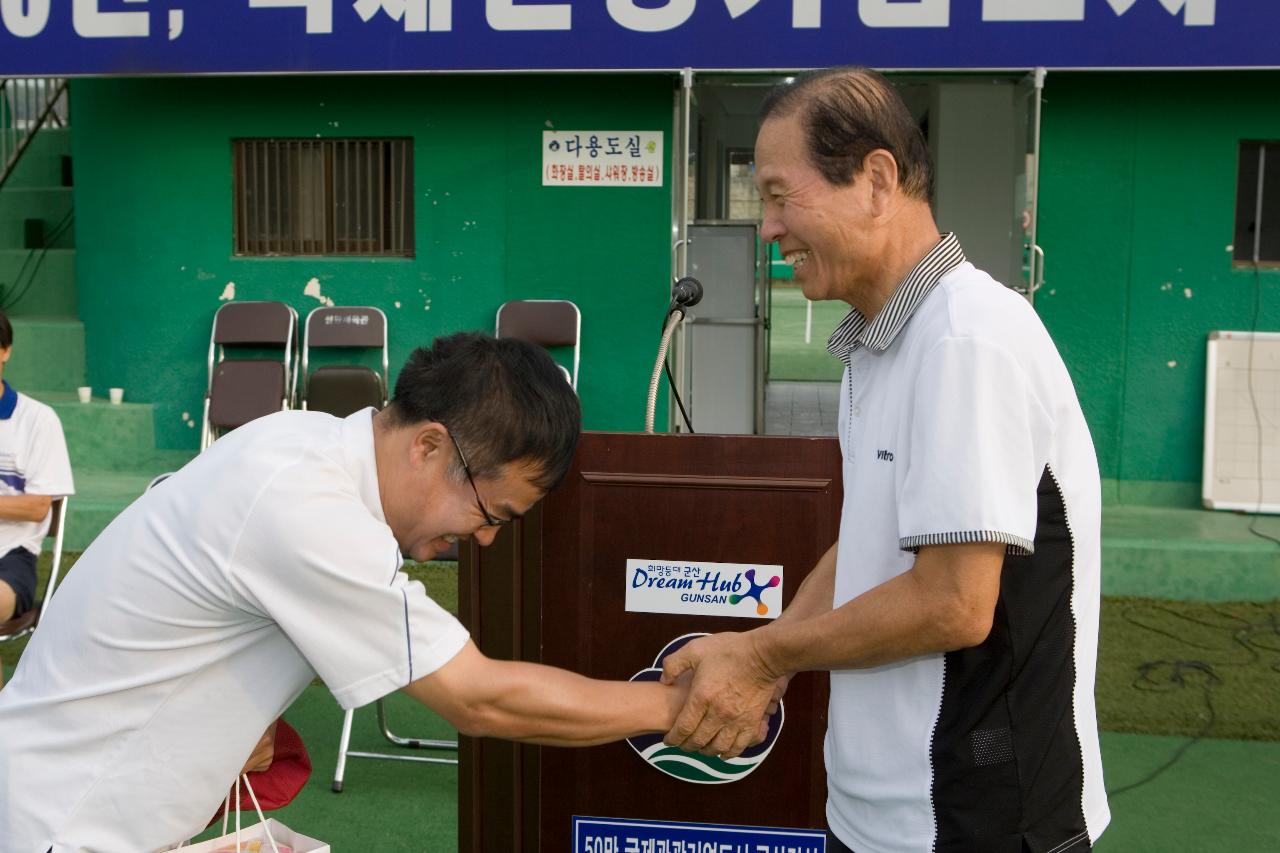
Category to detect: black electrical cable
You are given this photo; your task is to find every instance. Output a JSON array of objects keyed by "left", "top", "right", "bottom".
[
  {"left": 1106, "top": 660, "right": 1218, "bottom": 798},
  {"left": 3, "top": 208, "right": 75, "bottom": 312},
  {"left": 1244, "top": 263, "right": 1280, "bottom": 547},
  {"left": 0, "top": 230, "right": 40, "bottom": 308},
  {"left": 1104, "top": 602, "right": 1280, "bottom": 797},
  {"left": 665, "top": 356, "right": 694, "bottom": 433}
]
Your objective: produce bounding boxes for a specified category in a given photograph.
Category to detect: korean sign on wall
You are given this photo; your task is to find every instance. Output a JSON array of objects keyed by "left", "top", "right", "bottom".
[
  {"left": 0, "top": 1, "right": 1275, "bottom": 75},
  {"left": 543, "top": 132, "right": 663, "bottom": 187}
]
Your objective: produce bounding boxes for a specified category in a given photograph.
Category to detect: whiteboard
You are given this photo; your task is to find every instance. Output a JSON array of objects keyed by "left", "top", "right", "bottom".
[{"left": 1203, "top": 331, "right": 1280, "bottom": 513}]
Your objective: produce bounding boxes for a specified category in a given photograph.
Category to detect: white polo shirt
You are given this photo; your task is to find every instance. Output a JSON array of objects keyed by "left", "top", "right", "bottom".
[
  {"left": 0, "top": 409, "right": 470, "bottom": 853},
  {"left": 824, "top": 235, "right": 1108, "bottom": 853},
  {"left": 0, "top": 384, "right": 75, "bottom": 555}
]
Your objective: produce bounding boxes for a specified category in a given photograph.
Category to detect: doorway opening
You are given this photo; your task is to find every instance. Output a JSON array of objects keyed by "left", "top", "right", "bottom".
[{"left": 679, "top": 72, "right": 1042, "bottom": 436}]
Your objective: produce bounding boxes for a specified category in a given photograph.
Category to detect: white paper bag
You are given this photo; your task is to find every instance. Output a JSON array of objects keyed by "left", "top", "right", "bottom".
[{"left": 179, "top": 819, "right": 330, "bottom": 853}]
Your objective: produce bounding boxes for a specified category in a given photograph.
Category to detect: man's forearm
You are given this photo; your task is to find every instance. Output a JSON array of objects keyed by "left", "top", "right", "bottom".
[
  {"left": 0, "top": 494, "right": 52, "bottom": 523},
  {"left": 775, "top": 541, "right": 837, "bottom": 626},
  {"left": 457, "top": 660, "right": 682, "bottom": 747},
  {"left": 752, "top": 542, "right": 1004, "bottom": 678},
  {"left": 405, "top": 643, "right": 685, "bottom": 747}
]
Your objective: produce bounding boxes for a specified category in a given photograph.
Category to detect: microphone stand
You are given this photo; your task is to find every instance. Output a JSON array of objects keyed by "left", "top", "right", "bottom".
[{"left": 645, "top": 277, "right": 703, "bottom": 433}]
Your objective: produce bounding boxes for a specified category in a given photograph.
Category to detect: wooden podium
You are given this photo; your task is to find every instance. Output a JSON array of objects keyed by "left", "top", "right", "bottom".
[{"left": 459, "top": 431, "right": 843, "bottom": 852}]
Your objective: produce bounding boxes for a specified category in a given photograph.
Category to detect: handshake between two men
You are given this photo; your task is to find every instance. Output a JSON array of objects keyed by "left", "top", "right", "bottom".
[{"left": 657, "top": 630, "right": 791, "bottom": 759}]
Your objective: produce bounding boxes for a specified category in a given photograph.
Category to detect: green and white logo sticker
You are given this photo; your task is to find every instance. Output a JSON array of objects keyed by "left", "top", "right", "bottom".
[{"left": 625, "top": 633, "right": 784, "bottom": 784}]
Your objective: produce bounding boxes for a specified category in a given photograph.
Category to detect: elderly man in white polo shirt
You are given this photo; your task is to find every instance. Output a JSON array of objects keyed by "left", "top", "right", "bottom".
[
  {"left": 0, "top": 310, "right": 75, "bottom": 691},
  {"left": 0, "top": 331, "right": 690, "bottom": 852},
  {"left": 660, "top": 68, "right": 1110, "bottom": 853}
]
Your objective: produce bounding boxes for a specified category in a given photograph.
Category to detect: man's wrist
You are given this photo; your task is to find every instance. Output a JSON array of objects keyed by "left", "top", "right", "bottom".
[{"left": 748, "top": 623, "right": 789, "bottom": 683}]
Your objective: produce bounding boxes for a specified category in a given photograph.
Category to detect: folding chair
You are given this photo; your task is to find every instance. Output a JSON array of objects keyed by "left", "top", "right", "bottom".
[
  {"left": 301, "top": 306, "right": 455, "bottom": 792},
  {"left": 495, "top": 299, "right": 581, "bottom": 390},
  {"left": 332, "top": 698, "right": 458, "bottom": 792},
  {"left": 202, "top": 301, "right": 298, "bottom": 449},
  {"left": 301, "top": 306, "right": 388, "bottom": 417},
  {"left": 0, "top": 496, "right": 69, "bottom": 642}
]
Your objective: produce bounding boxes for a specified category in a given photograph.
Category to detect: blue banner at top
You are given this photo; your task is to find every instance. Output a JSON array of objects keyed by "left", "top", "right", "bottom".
[{"left": 0, "top": 1, "right": 1276, "bottom": 76}]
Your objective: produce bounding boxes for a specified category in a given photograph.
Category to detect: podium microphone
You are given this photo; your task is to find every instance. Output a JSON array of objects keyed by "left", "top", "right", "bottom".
[
  {"left": 647, "top": 277, "right": 703, "bottom": 434},
  {"left": 671, "top": 276, "right": 704, "bottom": 310}
]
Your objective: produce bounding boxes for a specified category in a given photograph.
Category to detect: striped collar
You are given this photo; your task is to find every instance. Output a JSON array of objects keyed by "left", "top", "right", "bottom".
[{"left": 826, "top": 233, "right": 966, "bottom": 365}]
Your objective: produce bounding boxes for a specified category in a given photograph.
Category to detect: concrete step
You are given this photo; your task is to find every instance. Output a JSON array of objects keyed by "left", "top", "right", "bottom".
[
  {"left": 7, "top": 316, "right": 84, "bottom": 392},
  {"left": 1102, "top": 505, "right": 1280, "bottom": 601},
  {"left": 0, "top": 247, "right": 76, "bottom": 316},
  {"left": 1, "top": 127, "right": 72, "bottom": 189},
  {"left": 33, "top": 390, "right": 158, "bottom": 472},
  {"left": 0, "top": 187, "right": 74, "bottom": 249}
]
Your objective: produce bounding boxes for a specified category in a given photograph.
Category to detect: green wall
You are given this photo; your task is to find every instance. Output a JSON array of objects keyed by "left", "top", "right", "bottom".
[
  {"left": 70, "top": 75, "right": 674, "bottom": 449},
  {"left": 1037, "top": 71, "right": 1280, "bottom": 497}
]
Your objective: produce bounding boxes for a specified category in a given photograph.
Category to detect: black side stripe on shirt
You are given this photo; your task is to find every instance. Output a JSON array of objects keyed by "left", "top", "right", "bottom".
[{"left": 929, "top": 466, "right": 1088, "bottom": 853}]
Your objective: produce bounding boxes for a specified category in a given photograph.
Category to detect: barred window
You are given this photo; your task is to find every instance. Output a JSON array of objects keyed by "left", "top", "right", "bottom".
[{"left": 233, "top": 138, "right": 414, "bottom": 257}]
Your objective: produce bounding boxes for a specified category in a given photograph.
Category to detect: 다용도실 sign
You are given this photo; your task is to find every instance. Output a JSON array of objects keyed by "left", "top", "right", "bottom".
[{"left": 543, "top": 131, "right": 664, "bottom": 187}]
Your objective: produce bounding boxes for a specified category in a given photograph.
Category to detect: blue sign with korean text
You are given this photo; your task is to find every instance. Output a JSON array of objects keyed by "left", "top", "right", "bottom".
[
  {"left": 0, "top": 1, "right": 1276, "bottom": 76},
  {"left": 573, "top": 815, "right": 826, "bottom": 853}
]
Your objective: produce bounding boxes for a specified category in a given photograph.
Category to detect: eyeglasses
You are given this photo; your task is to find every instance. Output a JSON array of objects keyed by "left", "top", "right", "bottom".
[{"left": 447, "top": 431, "right": 512, "bottom": 529}]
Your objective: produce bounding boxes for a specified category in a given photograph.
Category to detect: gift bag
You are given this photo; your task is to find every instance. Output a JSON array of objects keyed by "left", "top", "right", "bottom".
[{"left": 177, "top": 775, "right": 330, "bottom": 853}]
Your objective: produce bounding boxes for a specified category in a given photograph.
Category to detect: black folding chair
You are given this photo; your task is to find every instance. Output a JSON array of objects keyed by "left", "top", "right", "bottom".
[
  {"left": 301, "top": 306, "right": 388, "bottom": 416},
  {"left": 202, "top": 301, "right": 298, "bottom": 449},
  {"left": 495, "top": 299, "right": 581, "bottom": 390}
]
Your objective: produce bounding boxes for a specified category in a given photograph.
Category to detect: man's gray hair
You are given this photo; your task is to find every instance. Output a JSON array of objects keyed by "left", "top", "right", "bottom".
[{"left": 761, "top": 67, "right": 934, "bottom": 203}]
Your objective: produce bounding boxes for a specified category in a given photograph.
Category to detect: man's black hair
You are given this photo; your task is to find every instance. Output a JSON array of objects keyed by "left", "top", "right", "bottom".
[
  {"left": 0, "top": 310, "right": 11, "bottom": 350},
  {"left": 760, "top": 66, "right": 935, "bottom": 202},
  {"left": 388, "top": 332, "right": 581, "bottom": 491}
]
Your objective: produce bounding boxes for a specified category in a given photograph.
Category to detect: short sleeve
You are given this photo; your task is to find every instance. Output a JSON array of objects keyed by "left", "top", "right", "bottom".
[
  {"left": 228, "top": 473, "right": 470, "bottom": 710},
  {"left": 897, "top": 335, "right": 1050, "bottom": 555},
  {"left": 24, "top": 408, "right": 75, "bottom": 496}
]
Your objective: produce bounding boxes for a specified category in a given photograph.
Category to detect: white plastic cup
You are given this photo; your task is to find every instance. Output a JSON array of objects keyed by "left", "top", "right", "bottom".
[
  {"left": 77, "top": 386, "right": 92, "bottom": 404},
  {"left": 108, "top": 387, "right": 124, "bottom": 405}
]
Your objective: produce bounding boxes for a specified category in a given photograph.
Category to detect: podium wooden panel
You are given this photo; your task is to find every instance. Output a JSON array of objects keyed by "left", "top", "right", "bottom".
[{"left": 459, "top": 432, "right": 843, "bottom": 852}]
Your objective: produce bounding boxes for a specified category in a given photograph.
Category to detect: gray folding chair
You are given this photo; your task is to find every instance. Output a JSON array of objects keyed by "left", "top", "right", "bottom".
[
  {"left": 0, "top": 497, "right": 69, "bottom": 642},
  {"left": 202, "top": 301, "right": 298, "bottom": 449},
  {"left": 301, "top": 306, "right": 388, "bottom": 416},
  {"left": 495, "top": 299, "right": 581, "bottom": 390}
]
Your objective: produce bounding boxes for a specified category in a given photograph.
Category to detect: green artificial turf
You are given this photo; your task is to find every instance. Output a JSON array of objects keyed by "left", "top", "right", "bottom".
[
  {"left": 767, "top": 285, "right": 847, "bottom": 382},
  {"left": 1095, "top": 597, "right": 1280, "bottom": 742}
]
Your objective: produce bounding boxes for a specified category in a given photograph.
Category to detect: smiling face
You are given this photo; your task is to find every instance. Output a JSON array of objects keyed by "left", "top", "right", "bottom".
[
  {"left": 377, "top": 419, "right": 547, "bottom": 562},
  {"left": 755, "top": 112, "right": 882, "bottom": 306}
]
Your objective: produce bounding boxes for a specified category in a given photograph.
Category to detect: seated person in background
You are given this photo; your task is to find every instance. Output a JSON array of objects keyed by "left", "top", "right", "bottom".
[{"left": 0, "top": 309, "right": 75, "bottom": 690}]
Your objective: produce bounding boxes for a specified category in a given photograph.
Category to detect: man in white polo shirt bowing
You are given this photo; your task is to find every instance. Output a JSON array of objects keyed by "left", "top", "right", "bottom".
[
  {"left": 0, "top": 331, "right": 691, "bottom": 852},
  {"left": 0, "top": 309, "right": 75, "bottom": 690},
  {"left": 660, "top": 68, "right": 1109, "bottom": 853}
]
